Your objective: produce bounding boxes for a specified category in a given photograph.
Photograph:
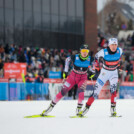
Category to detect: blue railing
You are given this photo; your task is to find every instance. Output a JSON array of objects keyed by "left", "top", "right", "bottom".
[
  {"left": 0, "top": 82, "right": 49, "bottom": 101},
  {"left": 1, "top": 82, "right": 134, "bottom": 100},
  {"left": 120, "top": 85, "right": 134, "bottom": 99}
]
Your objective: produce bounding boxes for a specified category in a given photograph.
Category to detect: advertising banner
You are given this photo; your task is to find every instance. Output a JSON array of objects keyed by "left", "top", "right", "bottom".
[
  {"left": 120, "top": 82, "right": 134, "bottom": 99},
  {"left": 4, "top": 63, "right": 27, "bottom": 79},
  {"left": 49, "top": 71, "right": 61, "bottom": 79}
]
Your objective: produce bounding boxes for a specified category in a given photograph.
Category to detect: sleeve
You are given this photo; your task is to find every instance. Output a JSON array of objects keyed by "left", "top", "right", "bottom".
[
  {"left": 117, "top": 48, "right": 123, "bottom": 69},
  {"left": 91, "top": 49, "right": 104, "bottom": 70},
  {"left": 95, "top": 49, "right": 104, "bottom": 60},
  {"left": 64, "top": 55, "right": 75, "bottom": 72},
  {"left": 119, "top": 47, "right": 123, "bottom": 56}
]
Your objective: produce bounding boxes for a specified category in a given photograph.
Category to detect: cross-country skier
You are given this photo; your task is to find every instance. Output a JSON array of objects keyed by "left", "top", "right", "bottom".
[
  {"left": 41, "top": 44, "right": 95, "bottom": 116},
  {"left": 78, "top": 38, "right": 123, "bottom": 117}
]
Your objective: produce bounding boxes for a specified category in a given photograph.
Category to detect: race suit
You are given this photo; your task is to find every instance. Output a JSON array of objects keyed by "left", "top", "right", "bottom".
[
  {"left": 53, "top": 54, "right": 91, "bottom": 105},
  {"left": 86, "top": 47, "right": 123, "bottom": 106}
]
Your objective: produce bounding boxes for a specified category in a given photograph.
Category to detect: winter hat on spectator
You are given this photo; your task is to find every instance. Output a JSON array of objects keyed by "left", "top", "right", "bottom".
[
  {"left": 27, "top": 47, "right": 30, "bottom": 51},
  {"left": 31, "top": 56, "right": 36, "bottom": 61},
  {"left": 108, "top": 38, "right": 118, "bottom": 46}
]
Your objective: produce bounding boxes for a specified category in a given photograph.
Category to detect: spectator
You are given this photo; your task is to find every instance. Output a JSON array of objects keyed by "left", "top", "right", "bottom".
[
  {"left": 0, "top": 44, "right": 4, "bottom": 59},
  {"left": 18, "top": 51, "right": 26, "bottom": 63},
  {"left": 131, "top": 32, "right": 134, "bottom": 46},
  {"left": 35, "top": 72, "right": 44, "bottom": 83}
]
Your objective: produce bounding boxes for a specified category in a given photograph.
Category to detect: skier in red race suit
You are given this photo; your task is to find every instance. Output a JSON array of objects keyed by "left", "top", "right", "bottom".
[{"left": 41, "top": 44, "right": 95, "bottom": 116}]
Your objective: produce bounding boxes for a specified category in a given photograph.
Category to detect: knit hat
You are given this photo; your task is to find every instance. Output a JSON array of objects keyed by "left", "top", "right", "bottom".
[{"left": 108, "top": 38, "right": 118, "bottom": 46}]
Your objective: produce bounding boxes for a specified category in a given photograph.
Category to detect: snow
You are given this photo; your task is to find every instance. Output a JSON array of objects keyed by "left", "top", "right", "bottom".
[{"left": 0, "top": 99, "right": 134, "bottom": 134}]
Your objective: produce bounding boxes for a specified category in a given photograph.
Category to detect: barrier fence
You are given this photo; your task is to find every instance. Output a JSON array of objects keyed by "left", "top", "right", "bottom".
[{"left": 0, "top": 79, "right": 134, "bottom": 101}]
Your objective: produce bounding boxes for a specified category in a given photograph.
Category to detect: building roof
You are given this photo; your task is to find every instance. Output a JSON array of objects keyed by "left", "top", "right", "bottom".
[{"left": 118, "top": 2, "right": 134, "bottom": 22}]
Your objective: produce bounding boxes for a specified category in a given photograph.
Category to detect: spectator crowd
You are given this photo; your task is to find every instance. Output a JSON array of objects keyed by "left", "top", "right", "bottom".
[
  {"left": 0, "top": 43, "right": 78, "bottom": 79},
  {"left": 0, "top": 37, "right": 133, "bottom": 82}
]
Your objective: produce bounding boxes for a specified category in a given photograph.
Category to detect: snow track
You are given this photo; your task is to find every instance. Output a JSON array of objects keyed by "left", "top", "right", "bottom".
[{"left": 0, "top": 99, "right": 134, "bottom": 134}]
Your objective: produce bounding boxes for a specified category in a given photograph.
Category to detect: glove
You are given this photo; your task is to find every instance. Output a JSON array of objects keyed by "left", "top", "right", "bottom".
[
  {"left": 88, "top": 71, "right": 95, "bottom": 80},
  {"left": 89, "top": 74, "right": 95, "bottom": 79},
  {"left": 62, "top": 72, "right": 68, "bottom": 79}
]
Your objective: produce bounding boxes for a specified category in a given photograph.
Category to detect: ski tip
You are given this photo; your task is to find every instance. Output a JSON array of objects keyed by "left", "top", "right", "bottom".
[
  {"left": 109, "top": 115, "right": 122, "bottom": 118},
  {"left": 24, "top": 115, "right": 55, "bottom": 118},
  {"left": 70, "top": 116, "right": 87, "bottom": 118}
]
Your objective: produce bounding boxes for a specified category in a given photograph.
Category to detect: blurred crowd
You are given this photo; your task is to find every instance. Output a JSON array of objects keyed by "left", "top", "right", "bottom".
[
  {"left": 0, "top": 43, "right": 78, "bottom": 79},
  {"left": 0, "top": 39, "right": 133, "bottom": 82},
  {"left": 120, "top": 32, "right": 134, "bottom": 48}
]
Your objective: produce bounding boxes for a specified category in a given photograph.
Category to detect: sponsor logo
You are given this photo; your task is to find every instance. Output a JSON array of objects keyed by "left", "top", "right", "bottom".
[
  {"left": 4, "top": 63, "right": 27, "bottom": 78},
  {"left": 102, "top": 72, "right": 105, "bottom": 76},
  {"left": 76, "top": 57, "right": 79, "bottom": 60},
  {"left": 20, "top": 65, "right": 26, "bottom": 68},
  {"left": 5, "top": 70, "right": 20, "bottom": 74},
  {"left": 87, "top": 58, "right": 90, "bottom": 61},
  {"left": 64, "top": 82, "right": 70, "bottom": 87},
  {"left": 7, "top": 64, "right": 17, "bottom": 68},
  {"left": 105, "top": 52, "right": 108, "bottom": 55},
  {"left": 97, "top": 78, "right": 104, "bottom": 86}
]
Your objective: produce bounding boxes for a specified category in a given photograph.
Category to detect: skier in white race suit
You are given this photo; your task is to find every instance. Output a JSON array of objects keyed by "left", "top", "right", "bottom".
[{"left": 79, "top": 38, "right": 123, "bottom": 117}]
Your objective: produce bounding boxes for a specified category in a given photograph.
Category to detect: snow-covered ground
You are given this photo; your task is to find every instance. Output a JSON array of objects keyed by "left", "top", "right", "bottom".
[{"left": 0, "top": 99, "right": 134, "bottom": 134}]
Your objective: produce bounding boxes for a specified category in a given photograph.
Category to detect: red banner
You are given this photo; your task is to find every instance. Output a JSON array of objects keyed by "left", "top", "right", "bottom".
[
  {"left": 4, "top": 63, "right": 27, "bottom": 79},
  {"left": 43, "top": 78, "right": 63, "bottom": 83},
  {"left": 0, "top": 78, "right": 8, "bottom": 82}
]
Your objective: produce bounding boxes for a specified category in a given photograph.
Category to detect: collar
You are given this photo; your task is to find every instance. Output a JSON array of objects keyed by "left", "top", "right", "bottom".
[
  {"left": 79, "top": 54, "right": 89, "bottom": 61},
  {"left": 107, "top": 47, "right": 117, "bottom": 54}
]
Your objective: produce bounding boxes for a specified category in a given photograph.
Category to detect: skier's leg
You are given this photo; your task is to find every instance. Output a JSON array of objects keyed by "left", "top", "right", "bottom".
[
  {"left": 109, "top": 74, "right": 118, "bottom": 116},
  {"left": 41, "top": 74, "right": 75, "bottom": 115},
  {"left": 53, "top": 79, "right": 75, "bottom": 103},
  {"left": 79, "top": 78, "right": 105, "bottom": 116},
  {"left": 78, "top": 79, "right": 87, "bottom": 104},
  {"left": 76, "top": 78, "right": 87, "bottom": 115},
  {"left": 79, "top": 69, "right": 109, "bottom": 116}
]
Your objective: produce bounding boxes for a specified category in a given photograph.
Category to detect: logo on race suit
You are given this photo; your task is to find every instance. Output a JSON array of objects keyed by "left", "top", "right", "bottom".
[
  {"left": 105, "top": 52, "right": 108, "bottom": 55},
  {"left": 76, "top": 57, "right": 79, "bottom": 60},
  {"left": 64, "top": 82, "right": 71, "bottom": 87},
  {"left": 80, "top": 67, "right": 82, "bottom": 70},
  {"left": 87, "top": 58, "right": 90, "bottom": 61},
  {"left": 97, "top": 78, "right": 104, "bottom": 86},
  {"left": 102, "top": 72, "right": 105, "bottom": 76},
  {"left": 117, "top": 50, "right": 119, "bottom": 53}
]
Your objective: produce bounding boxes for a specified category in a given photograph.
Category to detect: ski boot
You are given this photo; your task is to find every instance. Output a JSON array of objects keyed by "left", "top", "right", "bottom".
[
  {"left": 77, "top": 104, "right": 90, "bottom": 117},
  {"left": 41, "top": 101, "right": 56, "bottom": 116},
  {"left": 76, "top": 104, "right": 83, "bottom": 116},
  {"left": 111, "top": 103, "right": 117, "bottom": 117}
]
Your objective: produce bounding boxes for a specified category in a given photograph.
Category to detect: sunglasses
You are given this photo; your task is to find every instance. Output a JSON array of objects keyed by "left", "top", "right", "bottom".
[{"left": 81, "top": 49, "right": 89, "bottom": 53}]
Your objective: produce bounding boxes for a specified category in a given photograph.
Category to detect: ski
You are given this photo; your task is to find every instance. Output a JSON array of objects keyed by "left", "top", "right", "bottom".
[
  {"left": 24, "top": 114, "right": 55, "bottom": 118},
  {"left": 109, "top": 115, "right": 122, "bottom": 118},
  {"left": 70, "top": 115, "right": 87, "bottom": 118}
]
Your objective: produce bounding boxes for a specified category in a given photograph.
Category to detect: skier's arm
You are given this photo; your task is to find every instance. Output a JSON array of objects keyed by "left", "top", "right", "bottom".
[
  {"left": 117, "top": 48, "right": 123, "bottom": 69},
  {"left": 63, "top": 55, "right": 75, "bottom": 79},
  {"left": 87, "top": 67, "right": 96, "bottom": 80},
  {"left": 93, "top": 49, "right": 104, "bottom": 71}
]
